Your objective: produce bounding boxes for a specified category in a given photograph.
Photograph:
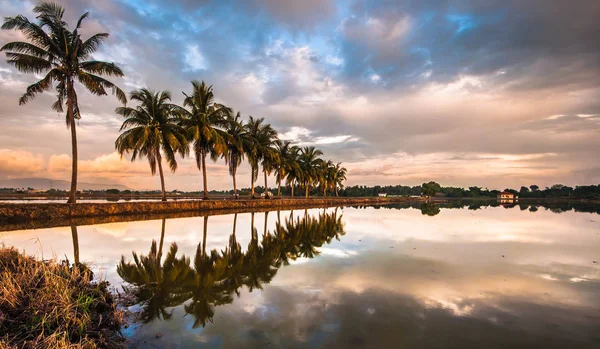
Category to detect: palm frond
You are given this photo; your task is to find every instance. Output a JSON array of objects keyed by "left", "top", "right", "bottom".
[
  {"left": 5, "top": 52, "right": 53, "bottom": 73},
  {"left": 80, "top": 60, "right": 124, "bottom": 76}
]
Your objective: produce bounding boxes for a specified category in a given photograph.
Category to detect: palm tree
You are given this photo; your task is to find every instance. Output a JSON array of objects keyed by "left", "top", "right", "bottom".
[
  {"left": 180, "top": 81, "right": 231, "bottom": 200},
  {"left": 274, "top": 141, "right": 299, "bottom": 197},
  {"left": 298, "top": 146, "right": 323, "bottom": 198},
  {"left": 223, "top": 112, "right": 247, "bottom": 198},
  {"left": 260, "top": 139, "right": 278, "bottom": 198},
  {"left": 285, "top": 147, "right": 301, "bottom": 197},
  {"left": 318, "top": 159, "right": 334, "bottom": 197},
  {"left": 245, "top": 117, "right": 278, "bottom": 197},
  {"left": 332, "top": 162, "right": 347, "bottom": 196},
  {"left": 1, "top": 1, "right": 126, "bottom": 203},
  {"left": 115, "top": 88, "right": 188, "bottom": 201}
]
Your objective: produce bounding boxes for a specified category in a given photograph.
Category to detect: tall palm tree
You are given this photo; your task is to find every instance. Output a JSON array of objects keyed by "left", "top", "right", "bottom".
[
  {"left": 261, "top": 139, "right": 279, "bottom": 198},
  {"left": 115, "top": 88, "right": 188, "bottom": 201},
  {"left": 285, "top": 147, "right": 301, "bottom": 197},
  {"left": 318, "top": 159, "right": 334, "bottom": 197},
  {"left": 273, "top": 141, "right": 298, "bottom": 197},
  {"left": 245, "top": 117, "right": 278, "bottom": 197},
  {"left": 1, "top": 1, "right": 126, "bottom": 203},
  {"left": 298, "top": 146, "right": 323, "bottom": 198},
  {"left": 180, "top": 81, "right": 231, "bottom": 200},
  {"left": 223, "top": 112, "right": 247, "bottom": 198},
  {"left": 332, "top": 162, "right": 347, "bottom": 197}
]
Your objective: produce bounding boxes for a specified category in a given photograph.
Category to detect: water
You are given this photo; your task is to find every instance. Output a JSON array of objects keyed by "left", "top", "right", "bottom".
[
  {"left": 0, "top": 198, "right": 190, "bottom": 203},
  {"left": 1, "top": 203, "right": 599, "bottom": 348}
]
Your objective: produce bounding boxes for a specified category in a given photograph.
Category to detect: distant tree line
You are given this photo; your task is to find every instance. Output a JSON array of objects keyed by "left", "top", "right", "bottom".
[{"left": 334, "top": 183, "right": 600, "bottom": 199}]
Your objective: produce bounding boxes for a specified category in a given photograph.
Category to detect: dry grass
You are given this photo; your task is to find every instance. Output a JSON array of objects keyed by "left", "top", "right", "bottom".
[{"left": 0, "top": 246, "right": 124, "bottom": 349}]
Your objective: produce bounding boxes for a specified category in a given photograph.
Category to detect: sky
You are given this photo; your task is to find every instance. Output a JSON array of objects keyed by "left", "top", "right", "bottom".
[{"left": 0, "top": 0, "right": 599, "bottom": 191}]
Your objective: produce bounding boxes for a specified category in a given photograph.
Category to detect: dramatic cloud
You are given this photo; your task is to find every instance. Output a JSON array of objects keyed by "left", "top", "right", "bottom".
[{"left": 0, "top": 0, "right": 598, "bottom": 189}]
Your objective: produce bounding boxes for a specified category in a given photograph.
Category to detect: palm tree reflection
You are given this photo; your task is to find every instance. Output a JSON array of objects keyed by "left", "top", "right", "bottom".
[
  {"left": 117, "top": 219, "right": 192, "bottom": 323},
  {"left": 71, "top": 225, "right": 80, "bottom": 265},
  {"left": 117, "top": 209, "right": 345, "bottom": 327}
]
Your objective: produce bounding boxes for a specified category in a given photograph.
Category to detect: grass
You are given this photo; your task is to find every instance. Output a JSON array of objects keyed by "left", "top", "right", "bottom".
[{"left": 0, "top": 246, "right": 124, "bottom": 349}]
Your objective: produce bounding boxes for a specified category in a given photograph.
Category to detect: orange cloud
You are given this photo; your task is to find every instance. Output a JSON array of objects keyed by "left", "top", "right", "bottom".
[{"left": 0, "top": 149, "right": 45, "bottom": 175}]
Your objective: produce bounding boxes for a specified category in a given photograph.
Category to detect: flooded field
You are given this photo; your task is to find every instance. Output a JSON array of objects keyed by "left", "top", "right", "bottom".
[{"left": 1, "top": 203, "right": 599, "bottom": 348}]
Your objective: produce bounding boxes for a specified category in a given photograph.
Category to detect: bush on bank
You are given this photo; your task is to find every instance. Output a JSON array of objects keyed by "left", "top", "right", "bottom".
[{"left": 0, "top": 247, "right": 124, "bottom": 349}]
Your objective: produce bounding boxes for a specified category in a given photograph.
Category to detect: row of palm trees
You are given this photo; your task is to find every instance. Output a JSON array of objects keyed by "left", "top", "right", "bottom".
[
  {"left": 117, "top": 209, "right": 345, "bottom": 326},
  {"left": 115, "top": 84, "right": 348, "bottom": 201},
  {"left": 1, "top": 1, "right": 347, "bottom": 203}
]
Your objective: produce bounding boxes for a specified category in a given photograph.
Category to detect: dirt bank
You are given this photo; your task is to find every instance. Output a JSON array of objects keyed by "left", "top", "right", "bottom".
[{"left": 0, "top": 197, "right": 422, "bottom": 231}]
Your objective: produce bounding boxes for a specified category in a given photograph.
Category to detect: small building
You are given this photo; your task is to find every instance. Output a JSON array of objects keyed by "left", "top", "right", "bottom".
[
  {"left": 497, "top": 191, "right": 516, "bottom": 200},
  {"left": 378, "top": 193, "right": 387, "bottom": 197}
]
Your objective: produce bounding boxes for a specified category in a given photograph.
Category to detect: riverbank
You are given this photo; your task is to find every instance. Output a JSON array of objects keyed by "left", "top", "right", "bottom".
[
  {"left": 0, "top": 247, "right": 124, "bottom": 348},
  {"left": 0, "top": 197, "right": 423, "bottom": 229}
]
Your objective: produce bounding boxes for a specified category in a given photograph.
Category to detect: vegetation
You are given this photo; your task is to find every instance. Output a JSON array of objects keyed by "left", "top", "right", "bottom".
[
  {"left": 0, "top": 1, "right": 347, "bottom": 203},
  {"left": 180, "top": 81, "right": 231, "bottom": 200},
  {"left": 115, "top": 89, "right": 188, "bottom": 201},
  {"left": 338, "top": 183, "right": 600, "bottom": 200},
  {"left": 222, "top": 112, "right": 248, "bottom": 198},
  {"left": 1, "top": 1, "right": 126, "bottom": 203},
  {"left": 0, "top": 246, "right": 124, "bottom": 348},
  {"left": 117, "top": 210, "right": 345, "bottom": 326},
  {"left": 421, "top": 181, "right": 442, "bottom": 198}
]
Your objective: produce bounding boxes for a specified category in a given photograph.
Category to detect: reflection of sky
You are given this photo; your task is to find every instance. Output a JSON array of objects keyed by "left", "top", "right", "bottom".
[{"left": 2, "top": 206, "right": 600, "bottom": 347}]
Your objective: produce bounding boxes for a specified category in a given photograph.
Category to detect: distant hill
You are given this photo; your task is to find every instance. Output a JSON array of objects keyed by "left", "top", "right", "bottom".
[{"left": 0, "top": 178, "right": 130, "bottom": 191}]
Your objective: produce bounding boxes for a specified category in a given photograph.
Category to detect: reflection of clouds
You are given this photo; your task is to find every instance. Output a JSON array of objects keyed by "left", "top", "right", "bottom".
[
  {"left": 128, "top": 286, "right": 600, "bottom": 348},
  {"left": 92, "top": 223, "right": 131, "bottom": 238},
  {"left": 2, "top": 206, "right": 600, "bottom": 347}
]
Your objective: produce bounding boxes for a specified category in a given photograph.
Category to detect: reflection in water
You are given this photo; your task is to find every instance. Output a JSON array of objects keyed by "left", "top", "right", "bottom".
[
  {"left": 374, "top": 200, "right": 600, "bottom": 215},
  {"left": 420, "top": 203, "right": 441, "bottom": 216},
  {"left": 117, "top": 210, "right": 344, "bottom": 327},
  {"left": 70, "top": 225, "right": 80, "bottom": 265},
  {"left": 5, "top": 205, "right": 600, "bottom": 348}
]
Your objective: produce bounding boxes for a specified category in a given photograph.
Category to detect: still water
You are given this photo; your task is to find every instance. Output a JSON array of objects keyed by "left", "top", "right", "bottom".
[{"left": 1, "top": 203, "right": 599, "bottom": 348}]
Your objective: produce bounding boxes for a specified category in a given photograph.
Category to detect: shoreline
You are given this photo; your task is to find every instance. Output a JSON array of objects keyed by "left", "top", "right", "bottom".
[
  {"left": 0, "top": 247, "right": 124, "bottom": 348},
  {"left": 0, "top": 197, "right": 423, "bottom": 230}
]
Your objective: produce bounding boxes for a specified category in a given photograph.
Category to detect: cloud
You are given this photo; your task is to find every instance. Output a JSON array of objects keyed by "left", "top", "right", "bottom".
[
  {"left": 0, "top": 149, "right": 45, "bottom": 176},
  {"left": 183, "top": 45, "right": 208, "bottom": 71},
  {"left": 0, "top": 0, "right": 598, "bottom": 189}
]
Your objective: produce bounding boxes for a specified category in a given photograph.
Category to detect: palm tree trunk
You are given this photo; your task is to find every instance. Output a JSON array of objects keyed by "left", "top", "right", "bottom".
[
  {"left": 277, "top": 173, "right": 282, "bottom": 197},
  {"left": 66, "top": 82, "right": 78, "bottom": 204},
  {"left": 201, "top": 149, "right": 209, "bottom": 200},
  {"left": 264, "top": 211, "right": 268, "bottom": 236},
  {"left": 157, "top": 152, "right": 167, "bottom": 201},
  {"left": 264, "top": 170, "right": 269, "bottom": 198},
  {"left": 202, "top": 215, "right": 208, "bottom": 257},
  {"left": 251, "top": 166, "right": 255, "bottom": 197},
  {"left": 323, "top": 184, "right": 327, "bottom": 198},
  {"left": 251, "top": 212, "right": 256, "bottom": 240},
  {"left": 305, "top": 183, "right": 309, "bottom": 198},
  {"left": 232, "top": 171, "right": 237, "bottom": 198},
  {"left": 71, "top": 225, "right": 79, "bottom": 265},
  {"left": 335, "top": 186, "right": 338, "bottom": 197},
  {"left": 158, "top": 218, "right": 166, "bottom": 261},
  {"left": 232, "top": 213, "right": 237, "bottom": 237}
]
